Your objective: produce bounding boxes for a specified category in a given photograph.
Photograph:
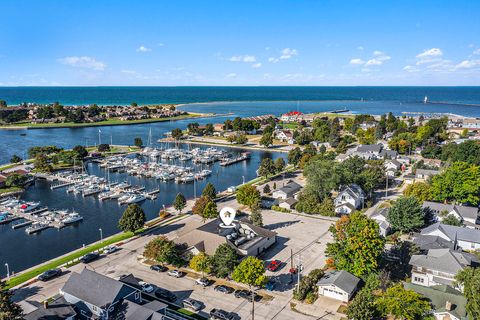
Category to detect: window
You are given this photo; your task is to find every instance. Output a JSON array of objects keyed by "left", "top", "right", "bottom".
[{"left": 414, "top": 277, "right": 424, "bottom": 283}]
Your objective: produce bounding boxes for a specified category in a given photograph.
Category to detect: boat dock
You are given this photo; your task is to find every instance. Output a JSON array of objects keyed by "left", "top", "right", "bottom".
[
  {"left": 220, "top": 152, "right": 250, "bottom": 166},
  {"left": 12, "top": 220, "right": 33, "bottom": 229}
]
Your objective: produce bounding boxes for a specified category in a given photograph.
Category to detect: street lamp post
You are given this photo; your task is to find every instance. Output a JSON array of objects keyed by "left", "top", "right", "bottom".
[
  {"left": 5, "top": 263, "right": 10, "bottom": 280},
  {"left": 99, "top": 228, "right": 103, "bottom": 242}
]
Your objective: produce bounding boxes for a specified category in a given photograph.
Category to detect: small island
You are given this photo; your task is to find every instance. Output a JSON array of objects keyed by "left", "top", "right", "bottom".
[{"left": 0, "top": 100, "right": 203, "bottom": 129}]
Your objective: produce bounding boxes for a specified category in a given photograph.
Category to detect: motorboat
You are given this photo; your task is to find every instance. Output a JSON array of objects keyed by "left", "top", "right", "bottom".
[
  {"left": 124, "top": 194, "right": 146, "bottom": 204},
  {"left": 62, "top": 212, "right": 83, "bottom": 224},
  {"left": 18, "top": 201, "right": 41, "bottom": 212}
]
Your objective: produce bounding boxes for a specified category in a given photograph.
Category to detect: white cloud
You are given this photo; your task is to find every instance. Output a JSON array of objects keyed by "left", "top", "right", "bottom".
[
  {"left": 225, "top": 73, "right": 237, "bottom": 78},
  {"left": 357, "top": 46, "right": 364, "bottom": 51},
  {"left": 473, "top": 48, "right": 480, "bottom": 55},
  {"left": 373, "top": 50, "right": 383, "bottom": 56},
  {"left": 136, "top": 46, "right": 151, "bottom": 52},
  {"left": 58, "top": 56, "right": 106, "bottom": 70},
  {"left": 365, "top": 59, "right": 383, "bottom": 66},
  {"left": 228, "top": 55, "right": 256, "bottom": 63},
  {"left": 403, "top": 65, "right": 420, "bottom": 73},
  {"left": 349, "top": 58, "right": 365, "bottom": 65},
  {"left": 416, "top": 48, "right": 443, "bottom": 59},
  {"left": 268, "top": 48, "right": 298, "bottom": 63},
  {"left": 454, "top": 60, "right": 480, "bottom": 70},
  {"left": 252, "top": 63, "right": 262, "bottom": 68}
]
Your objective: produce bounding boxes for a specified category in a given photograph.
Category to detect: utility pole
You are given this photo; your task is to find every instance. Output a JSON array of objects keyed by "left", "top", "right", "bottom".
[
  {"left": 296, "top": 253, "right": 303, "bottom": 296},
  {"left": 251, "top": 286, "right": 255, "bottom": 320},
  {"left": 385, "top": 173, "right": 388, "bottom": 199}
]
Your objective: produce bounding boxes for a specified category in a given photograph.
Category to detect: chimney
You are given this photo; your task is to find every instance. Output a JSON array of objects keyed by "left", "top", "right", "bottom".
[
  {"left": 445, "top": 301, "right": 452, "bottom": 311},
  {"left": 43, "top": 301, "right": 48, "bottom": 309}
]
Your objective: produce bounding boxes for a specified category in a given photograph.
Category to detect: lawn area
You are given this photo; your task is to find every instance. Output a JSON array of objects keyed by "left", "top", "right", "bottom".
[
  {"left": 5, "top": 231, "right": 134, "bottom": 289},
  {"left": 0, "top": 186, "right": 23, "bottom": 195},
  {"left": 1, "top": 113, "right": 202, "bottom": 129},
  {"left": 279, "top": 122, "right": 300, "bottom": 129}
]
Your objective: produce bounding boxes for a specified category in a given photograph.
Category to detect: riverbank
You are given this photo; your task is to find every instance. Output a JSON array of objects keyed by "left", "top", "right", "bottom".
[
  {"left": 0, "top": 112, "right": 210, "bottom": 130},
  {"left": 161, "top": 137, "right": 292, "bottom": 153}
]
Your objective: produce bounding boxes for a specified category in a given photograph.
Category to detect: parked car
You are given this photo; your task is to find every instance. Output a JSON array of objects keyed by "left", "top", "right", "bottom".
[
  {"left": 214, "top": 285, "right": 235, "bottom": 294},
  {"left": 210, "top": 308, "right": 235, "bottom": 320},
  {"left": 183, "top": 298, "right": 203, "bottom": 311},
  {"left": 234, "top": 289, "right": 261, "bottom": 302},
  {"left": 80, "top": 252, "right": 99, "bottom": 263},
  {"left": 154, "top": 288, "right": 177, "bottom": 302},
  {"left": 167, "top": 269, "right": 184, "bottom": 278},
  {"left": 139, "top": 281, "right": 155, "bottom": 293},
  {"left": 267, "top": 260, "right": 281, "bottom": 272},
  {"left": 195, "top": 277, "right": 210, "bottom": 287},
  {"left": 103, "top": 245, "right": 119, "bottom": 254},
  {"left": 150, "top": 264, "right": 168, "bottom": 272},
  {"left": 38, "top": 268, "right": 61, "bottom": 281}
]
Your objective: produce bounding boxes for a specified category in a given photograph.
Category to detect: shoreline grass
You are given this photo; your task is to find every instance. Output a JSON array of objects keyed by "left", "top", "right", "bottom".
[{"left": 0, "top": 113, "right": 203, "bottom": 130}]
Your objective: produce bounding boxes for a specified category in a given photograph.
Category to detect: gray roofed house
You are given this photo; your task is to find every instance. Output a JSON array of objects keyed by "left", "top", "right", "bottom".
[
  {"left": 379, "top": 149, "right": 398, "bottom": 159},
  {"left": 371, "top": 207, "right": 391, "bottom": 236},
  {"left": 22, "top": 296, "right": 77, "bottom": 320},
  {"left": 317, "top": 270, "right": 361, "bottom": 302},
  {"left": 403, "top": 283, "right": 468, "bottom": 320},
  {"left": 272, "top": 180, "right": 302, "bottom": 200},
  {"left": 61, "top": 268, "right": 141, "bottom": 319},
  {"left": 123, "top": 300, "right": 169, "bottom": 320},
  {"left": 416, "top": 169, "right": 440, "bottom": 180},
  {"left": 412, "top": 234, "right": 455, "bottom": 252},
  {"left": 409, "top": 248, "right": 479, "bottom": 288},
  {"left": 422, "top": 201, "right": 479, "bottom": 227},
  {"left": 420, "top": 222, "right": 480, "bottom": 250},
  {"left": 356, "top": 144, "right": 383, "bottom": 154},
  {"left": 334, "top": 184, "right": 365, "bottom": 214}
]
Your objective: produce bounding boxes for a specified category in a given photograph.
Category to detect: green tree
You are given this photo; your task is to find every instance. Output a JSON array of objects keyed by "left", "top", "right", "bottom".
[
  {"left": 189, "top": 252, "right": 212, "bottom": 276},
  {"left": 387, "top": 197, "right": 425, "bottom": 233},
  {"left": 0, "top": 279, "right": 23, "bottom": 320},
  {"left": 235, "top": 134, "right": 248, "bottom": 144},
  {"left": 260, "top": 131, "right": 273, "bottom": 147},
  {"left": 34, "top": 153, "right": 52, "bottom": 172},
  {"left": 293, "top": 269, "right": 324, "bottom": 301},
  {"left": 211, "top": 243, "right": 239, "bottom": 278},
  {"left": 250, "top": 207, "right": 263, "bottom": 227},
  {"left": 204, "top": 123, "right": 214, "bottom": 135},
  {"left": 72, "top": 145, "right": 88, "bottom": 159},
  {"left": 171, "top": 128, "right": 183, "bottom": 140},
  {"left": 173, "top": 193, "right": 186, "bottom": 213},
  {"left": 5, "top": 174, "right": 27, "bottom": 188},
  {"left": 287, "top": 147, "right": 302, "bottom": 166},
  {"left": 9, "top": 154, "right": 21, "bottom": 163},
  {"left": 455, "top": 267, "right": 480, "bottom": 319},
  {"left": 131, "top": 102, "right": 138, "bottom": 107},
  {"left": 403, "top": 182, "right": 432, "bottom": 202},
  {"left": 134, "top": 137, "right": 143, "bottom": 147},
  {"left": 326, "top": 212, "right": 385, "bottom": 277},
  {"left": 236, "top": 185, "right": 261, "bottom": 210},
  {"left": 144, "top": 236, "right": 181, "bottom": 266},
  {"left": 376, "top": 284, "right": 432, "bottom": 320},
  {"left": 263, "top": 184, "right": 271, "bottom": 194},
  {"left": 0, "top": 100, "right": 7, "bottom": 108},
  {"left": 274, "top": 157, "right": 286, "bottom": 173},
  {"left": 202, "top": 182, "right": 216, "bottom": 199},
  {"left": 303, "top": 158, "right": 341, "bottom": 200},
  {"left": 203, "top": 201, "right": 218, "bottom": 220},
  {"left": 442, "top": 214, "right": 462, "bottom": 226},
  {"left": 192, "top": 195, "right": 210, "bottom": 220},
  {"left": 98, "top": 143, "right": 110, "bottom": 152},
  {"left": 430, "top": 162, "right": 480, "bottom": 205},
  {"left": 258, "top": 158, "right": 276, "bottom": 177},
  {"left": 232, "top": 256, "right": 267, "bottom": 288},
  {"left": 346, "top": 288, "right": 378, "bottom": 320},
  {"left": 118, "top": 203, "right": 146, "bottom": 232}
]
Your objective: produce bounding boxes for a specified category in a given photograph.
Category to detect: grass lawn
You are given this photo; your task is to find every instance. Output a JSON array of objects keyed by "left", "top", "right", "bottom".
[
  {"left": 0, "top": 186, "right": 23, "bottom": 194},
  {"left": 1, "top": 113, "right": 202, "bottom": 129}
]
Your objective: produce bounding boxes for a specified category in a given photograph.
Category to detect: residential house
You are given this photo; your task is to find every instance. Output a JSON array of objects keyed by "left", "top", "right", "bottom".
[
  {"left": 353, "top": 144, "right": 383, "bottom": 159},
  {"left": 334, "top": 184, "right": 365, "bottom": 214},
  {"left": 272, "top": 181, "right": 302, "bottom": 200},
  {"left": 412, "top": 234, "right": 455, "bottom": 253},
  {"left": 370, "top": 207, "right": 391, "bottom": 236},
  {"left": 280, "top": 111, "right": 302, "bottom": 122},
  {"left": 61, "top": 268, "right": 142, "bottom": 319},
  {"left": 420, "top": 222, "right": 480, "bottom": 250},
  {"left": 279, "top": 197, "right": 297, "bottom": 210},
  {"left": 275, "top": 130, "right": 295, "bottom": 144},
  {"left": 416, "top": 169, "right": 440, "bottom": 180},
  {"left": 379, "top": 148, "right": 399, "bottom": 159},
  {"left": 21, "top": 297, "right": 77, "bottom": 320},
  {"left": 311, "top": 141, "right": 331, "bottom": 150},
  {"left": 422, "top": 201, "right": 479, "bottom": 228},
  {"left": 409, "top": 248, "right": 479, "bottom": 288},
  {"left": 317, "top": 270, "right": 361, "bottom": 302},
  {"left": 385, "top": 159, "right": 402, "bottom": 177},
  {"left": 397, "top": 155, "right": 411, "bottom": 165},
  {"left": 403, "top": 283, "right": 468, "bottom": 320}
]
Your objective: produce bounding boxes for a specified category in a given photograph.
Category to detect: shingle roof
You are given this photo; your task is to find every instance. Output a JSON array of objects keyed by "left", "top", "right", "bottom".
[
  {"left": 421, "top": 222, "right": 480, "bottom": 244},
  {"left": 409, "top": 248, "right": 478, "bottom": 274},
  {"left": 124, "top": 300, "right": 168, "bottom": 320},
  {"left": 23, "top": 296, "right": 77, "bottom": 320},
  {"left": 416, "top": 169, "right": 440, "bottom": 176},
  {"left": 61, "top": 268, "right": 136, "bottom": 309},
  {"left": 276, "top": 181, "right": 302, "bottom": 194},
  {"left": 317, "top": 270, "right": 360, "bottom": 295},
  {"left": 403, "top": 283, "right": 467, "bottom": 319},
  {"left": 338, "top": 183, "right": 365, "bottom": 199},
  {"left": 357, "top": 144, "right": 382, "bottom": 153},
  {"left": 422, "top": 201, "right": 479, "bottom": 221},
  {"left": 412, "top": 234, "right": 455, "bottom": 251}
]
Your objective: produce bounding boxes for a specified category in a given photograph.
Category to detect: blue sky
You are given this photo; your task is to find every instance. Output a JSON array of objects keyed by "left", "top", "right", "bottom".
[{"left": 0, "top": 0, "right": 479, "bottom": 86}]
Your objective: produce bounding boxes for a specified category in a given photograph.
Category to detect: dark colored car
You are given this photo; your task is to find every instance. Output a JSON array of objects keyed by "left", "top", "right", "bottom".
[
  {"left": 80, "top": 252, "right": 100, "bottom": 263},
  {"left": 154, "top": 288, "right": 177, "bottom": 302},
  {"left": 210, "top": 308, "right": 235, "bottom": 320},
  {"left": 234, "top": 289, "right": 261, "bottom": 302},
  {"left": 150, "top": 265, "right": 168, "bottom": 272},
  {"left": 267, "top": 260, "right": 281, "bottom": 272},
  {"left": 214, "top": 285, "right": 235, "bottom": 294},
  {"left": 38, "top": 268, "right": 61, "bottom": 281}
]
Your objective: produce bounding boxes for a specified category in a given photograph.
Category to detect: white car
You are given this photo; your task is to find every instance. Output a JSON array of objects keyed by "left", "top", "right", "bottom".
[
  {"left": 167, "top": 269, "right": 184, "bottom": 278},
  {"left": 103, "top": 245, "right": 119, "bottom": 254},
  {"left": 139, "top": 281, "right": 155, "bottom": 293}
]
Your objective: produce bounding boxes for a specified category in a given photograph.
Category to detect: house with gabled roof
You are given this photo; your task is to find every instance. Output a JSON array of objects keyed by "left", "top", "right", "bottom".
[
  {"left": 334, "top": 184, "right": 365, "bottom": 214},
  {"left": 317, "top": 270, "right": 361, "bottom": 302},
  {"left": 409, "top": 248, "right": 479, "bottom": 288},
  {"left": 370, "top": 207, "right": 391, "bottom": 236},
  {"left": 272, "top": 180, "right": 302, "bottom": 200},
  {"left": 420, "top": 222, "right": 480, "bottom": 250},
  {"left": 422, "top": 201, "right": 479, "bottom": 228}
]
